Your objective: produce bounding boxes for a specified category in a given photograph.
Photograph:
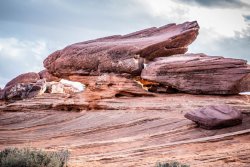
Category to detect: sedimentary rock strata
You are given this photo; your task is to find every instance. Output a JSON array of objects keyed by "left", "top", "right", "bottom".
[
  {"left": 43, "top": 21, "right": 199, "bottom": 77},
  {"left": 0, "top": 93, "right": 250, "bottom": 167},
  {"left": 141, "top": 53, "right": 250, "bottom": 95},
  {"left": 68, "top": 74, "right": 154, "bottom": 99}
]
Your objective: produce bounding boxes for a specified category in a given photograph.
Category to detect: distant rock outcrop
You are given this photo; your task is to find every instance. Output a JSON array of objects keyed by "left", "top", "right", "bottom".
[
  {"left": 184, "top": 105, "right": 243, "bottom": 129},
  {"left": 43, "top": 21, "right": 199, "bottom": 77},
  {"left": 141, "top": 53, "right": 250, "bottom": 94}
]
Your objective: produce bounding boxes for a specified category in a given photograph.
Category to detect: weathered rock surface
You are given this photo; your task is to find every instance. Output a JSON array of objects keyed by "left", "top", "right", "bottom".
[
  {"left": 39, "top": 69, "right": 60, "bottom": 82},
  {"left": 0, "top": 93, "right": 250, "bottom": 167},
  {"left": 239, "top": 73, "right": 250, "bottom": 92},
  {"left": 5, "top": 72, "right": 40, "bottom": 88},
  {"left": 141, "top": 53, "right": 250, "bottom": 95},
  {"left": 185, "top": 105, "right": 243, "bottom": 129},
  {"left": 68, "top": 74, "right": 154, "bottom": 100},
  {"left": 1, "top": 79, "right": 46, "bottom": 101},
  {"left": 45, "top": 81, "right": 82, "bottom": 94},
  {"left": 45, "top": 82, "right": 65, "bottom": 94},
  {"left": 44, "top": 21, "right": 199, "bottom": 77}
]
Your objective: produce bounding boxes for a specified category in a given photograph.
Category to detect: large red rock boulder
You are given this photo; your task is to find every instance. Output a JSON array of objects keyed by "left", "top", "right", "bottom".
[
  {"left": 141, "top": 53, "right": 250, "bottom": 94},
  {"left": 184, "top": 105, "right": 243, "bottom": 129},
  {"left": 44, "top": 21, "right": 199, "bottom": 77},
  {"left": 5, "top": 72, "right": 40, "bottom": 88}
]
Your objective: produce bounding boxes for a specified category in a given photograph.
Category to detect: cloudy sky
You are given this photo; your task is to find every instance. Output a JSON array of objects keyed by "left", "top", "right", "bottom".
[{"left": 0, "top": 0, "right": 250, "bottom": 87}]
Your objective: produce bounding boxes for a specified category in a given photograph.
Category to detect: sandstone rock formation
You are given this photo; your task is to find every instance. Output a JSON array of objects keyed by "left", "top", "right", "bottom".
[
  {"left": 239, "top": 73, "right": 250, "bottom": 92},
  {"left": 1, "top": 79, "right": 46, "bottom": 101},
  {"left": 141, "top": 53, "right": 250, "bottom": 95},
  {"left": 43, "top": 21, "right": 199, "bottom": 77},
  {"left": 68, "top": 74, "right": 154, "bottom": 100},
  {"left": 1, "top": 21, "right": 250, "bottom": 166},
  {"left": 39, "top": 69, "right": 60, "bottom": 82},
  {"left": 0, "top": 93, "right": 250, "bottom": 167},
  {"left": 184, "top": 105, "right": 243, "bottom": 129},
  {"left": 5, "top": 72, "right": 40, "bottom": 88}
]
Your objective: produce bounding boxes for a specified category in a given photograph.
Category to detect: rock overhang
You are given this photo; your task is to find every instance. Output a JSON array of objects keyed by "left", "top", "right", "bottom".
[{"left": 43, "top": 21, "right": 199, "bottom": 78}]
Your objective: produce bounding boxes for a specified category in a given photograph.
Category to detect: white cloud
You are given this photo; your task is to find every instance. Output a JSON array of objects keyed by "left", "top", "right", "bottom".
[
  {"left": 0, "top": 38, "right": 47, "bottom": 60},
  {"left": 136, "top": 0, "right": 250, "bottom": 37},
  {"left": 0, "top": 37, "right": 52, "bottom": 86},
  {"left": 135, "top": 0, "right": 250, "bottom": 61}
]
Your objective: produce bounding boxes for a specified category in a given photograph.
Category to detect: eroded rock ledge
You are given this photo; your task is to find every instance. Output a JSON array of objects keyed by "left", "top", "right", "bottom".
[
  {"left": 43, "top": 21, "right": 199, "bottom": 77},
  {"left": 141, "top": 53, "right": 250, "bottom": 94}
]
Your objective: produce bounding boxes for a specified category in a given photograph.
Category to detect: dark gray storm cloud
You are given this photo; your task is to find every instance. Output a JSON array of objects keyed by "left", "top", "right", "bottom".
[{"left": 175, "top": 0, "right": 250, "bottom": 8}]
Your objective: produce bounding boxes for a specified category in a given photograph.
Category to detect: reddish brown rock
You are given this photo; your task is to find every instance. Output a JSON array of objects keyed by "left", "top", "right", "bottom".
[
  {"left": 39, "top": 69, "right": 60, "bottom": 82},
  {"left": 184, "top": 105, "right": 243, "bottom": 129},
  {"left": 44, "top": 21, "right": 199, "bottom": 77},
  {"left": 68, "top": 73, "right": 154, "bottom": 100},
  {"left": 0, "top": 92, "right": 250, "bottom": 167},
  {"left": 5, "top": 72, "right": 40, "bottom": 88},
  {"left": 239, "top": 73, "right": 250, "bottom": 92},
  {"left": 141, "top": 53, "right": 250, "bottom": 95}
]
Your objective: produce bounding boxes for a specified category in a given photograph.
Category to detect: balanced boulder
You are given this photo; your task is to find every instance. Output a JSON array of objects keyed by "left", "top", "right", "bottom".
[
  {"left": 141, "top": 53, "right": 250, "bottom": 94},
  {"left": 184, "top": 105, "right": 243, "bottom": 129},
  {"left": 43, "top": 21, "right": 199, "bottom": 77}
]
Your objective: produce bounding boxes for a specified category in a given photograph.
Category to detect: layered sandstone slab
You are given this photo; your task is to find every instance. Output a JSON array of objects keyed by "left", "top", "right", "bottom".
[
  {"left": 141, "top": 53, "right": 250, "bottom": 95},
  {"left": 44, "top": 21, "right": 199, "bottom": 77}
]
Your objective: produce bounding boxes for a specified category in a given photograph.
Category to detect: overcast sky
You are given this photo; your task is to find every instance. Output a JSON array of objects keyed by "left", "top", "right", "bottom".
[{"left": 0, "top": 0, "right": 250, "bottom": 88}]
